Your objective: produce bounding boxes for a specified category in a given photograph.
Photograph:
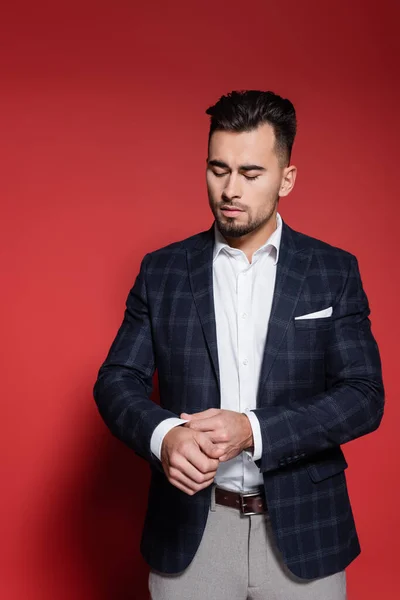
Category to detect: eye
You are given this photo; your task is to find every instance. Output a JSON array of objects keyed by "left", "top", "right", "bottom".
[
  {"left": 244, "top": 174, "right": 260, "bottom": 181},
  {"left": 213, "top": 171, "right": 228, "bottom": 178}
]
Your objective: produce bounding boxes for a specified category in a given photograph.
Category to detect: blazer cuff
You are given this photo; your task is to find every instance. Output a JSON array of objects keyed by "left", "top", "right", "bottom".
[
  {"left": 150, "top": 417, "right": 188, "bottom": 460},
  {"left": 243, "top": 409, "right": 263, "bottom": 462}
]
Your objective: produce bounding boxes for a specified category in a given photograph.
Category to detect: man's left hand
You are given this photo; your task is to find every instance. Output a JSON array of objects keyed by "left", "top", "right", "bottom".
[{"left": 181, "top": 409, "right": 254, "bottom": 462}]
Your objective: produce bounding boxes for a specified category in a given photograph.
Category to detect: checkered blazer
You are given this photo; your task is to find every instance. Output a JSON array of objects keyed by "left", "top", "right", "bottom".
[{"left": 93, "top": 219, "right": 384, "bottom": 579}]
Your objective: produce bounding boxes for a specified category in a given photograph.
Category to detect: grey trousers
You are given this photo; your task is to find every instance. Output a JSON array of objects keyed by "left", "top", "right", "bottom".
[{"left": 149, "top": 486, "right": 347, "bottom": 600}]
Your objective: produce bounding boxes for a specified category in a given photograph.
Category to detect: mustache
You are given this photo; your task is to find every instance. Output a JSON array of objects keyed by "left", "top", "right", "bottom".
[{"left": 218, "top": 201, "right": 246, "bottom": 211}]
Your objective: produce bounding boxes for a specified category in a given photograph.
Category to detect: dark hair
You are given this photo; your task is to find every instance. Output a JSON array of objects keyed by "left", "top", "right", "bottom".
[{"left": 206, "top": 90, "right": 297, "bottom": 165}]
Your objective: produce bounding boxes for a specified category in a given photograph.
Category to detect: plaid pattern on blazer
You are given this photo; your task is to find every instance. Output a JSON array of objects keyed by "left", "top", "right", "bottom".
[{"left": 93, "top": 219, "right": 384, "bottom": 578}]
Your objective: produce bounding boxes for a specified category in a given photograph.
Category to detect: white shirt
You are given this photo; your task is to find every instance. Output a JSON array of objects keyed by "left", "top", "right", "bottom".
[{"left": 150, "top": 213, "right": 283, "bottom": 492}]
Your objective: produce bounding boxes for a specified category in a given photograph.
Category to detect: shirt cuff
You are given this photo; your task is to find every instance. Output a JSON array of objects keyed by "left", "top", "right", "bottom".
[
  {"left": 150, "top": 417, "right": 188, "bottom": 460},
  {"left": 243, "top": 409, "right": 263, "bottom": 462}
]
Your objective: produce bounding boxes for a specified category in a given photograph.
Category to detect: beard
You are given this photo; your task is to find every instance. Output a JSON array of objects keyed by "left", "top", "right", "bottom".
[{"left": 210, "top": 197, "right": 278, "bottom": 239}]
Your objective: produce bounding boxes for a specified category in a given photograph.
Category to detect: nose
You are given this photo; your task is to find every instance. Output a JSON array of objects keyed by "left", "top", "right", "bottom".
[{"left": 222, "top": 172, "right": 242, "bottom": 201}]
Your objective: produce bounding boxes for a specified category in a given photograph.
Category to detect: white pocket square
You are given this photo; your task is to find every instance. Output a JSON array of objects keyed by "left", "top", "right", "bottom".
[{"left": 294, "top": 306, "right": 333, "bottom": 320}]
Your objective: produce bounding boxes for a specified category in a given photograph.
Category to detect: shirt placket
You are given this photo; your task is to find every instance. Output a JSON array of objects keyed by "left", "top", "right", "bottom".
[{"left": 236, "top": 259, "right": 255, "bottom": 489}]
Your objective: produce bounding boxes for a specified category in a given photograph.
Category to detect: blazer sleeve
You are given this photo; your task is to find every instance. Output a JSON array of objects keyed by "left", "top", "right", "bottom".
[
  {"left": 93, "top": 253, "right": 178, "bottom": 469},
  {"left": 252, "top": 254, "right": 385, "bottom": 474}
]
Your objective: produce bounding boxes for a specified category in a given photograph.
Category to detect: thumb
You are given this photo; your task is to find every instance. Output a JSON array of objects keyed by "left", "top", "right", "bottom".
[{"left": 197, "top": 435, "right": 225, "bottom": 459}]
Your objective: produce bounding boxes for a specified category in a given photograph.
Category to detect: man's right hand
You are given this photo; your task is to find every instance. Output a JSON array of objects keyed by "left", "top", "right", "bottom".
[{"left": 161, "top": 426, "right": 224, "bottom": 496}]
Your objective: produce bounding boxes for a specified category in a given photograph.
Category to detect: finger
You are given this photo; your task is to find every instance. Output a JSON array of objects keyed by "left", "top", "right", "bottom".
[
  {"left": 200, "top": 431, "right": 229, "bottom": 445},
  {"left": 175, "top": 455, "right": 217, "bottom": 484},
  {"left": 169, "top": 437, "right": 220, "bottom": 474},
  {"left": 218, "top": 447, "right": 242, "bottom": 462},
  {"left": 169, "top": 465, "right": 202, "bottom": 488},
  {"left": 180, "top": 409, "right": 219, "bottom": 421},
  {"left": 169, "top": 478, "right": 197, "bottom": 495},
  {"left": 196, "top": 435, "right": 226, "bottom": 461},
  {"left": 169, "top": 467, "right": 215, "bottom": 494},
  {"left": 187, "top": 416, "right": 220, "bottom": 432},
  {"left": 183, "top": 443, "right": 220, "bottom": 474}
]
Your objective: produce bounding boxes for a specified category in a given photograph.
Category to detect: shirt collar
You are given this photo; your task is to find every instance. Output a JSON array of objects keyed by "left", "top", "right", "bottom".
[{"left": 213, "top": 212, "right": 283, "bottom": 266}]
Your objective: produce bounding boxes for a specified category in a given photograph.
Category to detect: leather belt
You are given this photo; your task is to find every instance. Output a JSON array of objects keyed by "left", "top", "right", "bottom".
[{"left": 215, "top": 487, "right": 267, "bottom": 516}]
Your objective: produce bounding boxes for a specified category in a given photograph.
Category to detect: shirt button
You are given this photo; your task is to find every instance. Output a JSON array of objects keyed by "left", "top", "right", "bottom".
[
  {"left": 241, "top": 312, "right": 247, "bottom": 319},
  {"left": 242, "top": 359, "right": 249, "bottom": 366}
]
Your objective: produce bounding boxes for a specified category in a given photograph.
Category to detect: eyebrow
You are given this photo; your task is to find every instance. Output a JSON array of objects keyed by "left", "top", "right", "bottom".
[{"left": 207, "top": 159, "right": 266, "bottom": 172}]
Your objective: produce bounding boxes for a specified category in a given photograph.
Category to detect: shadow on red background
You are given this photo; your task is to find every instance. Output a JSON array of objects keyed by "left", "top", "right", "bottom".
[
  {"left": 40, "top": 434, "right": 150, "bottom": 599},
  {"left": 30, "top": 381, "right": 162, "bottom": 600}
]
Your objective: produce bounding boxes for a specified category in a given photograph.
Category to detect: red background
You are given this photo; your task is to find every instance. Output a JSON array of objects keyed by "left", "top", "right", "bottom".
[{"left": 1, "top": 1, "right": 399, "bottom": 598}]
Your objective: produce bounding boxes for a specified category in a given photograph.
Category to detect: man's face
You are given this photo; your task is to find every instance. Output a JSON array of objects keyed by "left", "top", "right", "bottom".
[{"left": 206, "top": 123, "right": 295, "bottom": 239}]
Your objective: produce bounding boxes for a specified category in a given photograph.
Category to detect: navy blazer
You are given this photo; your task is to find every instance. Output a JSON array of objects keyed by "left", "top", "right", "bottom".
[{"left": 93, "top": 219, "right": 384, "bottom": 579}]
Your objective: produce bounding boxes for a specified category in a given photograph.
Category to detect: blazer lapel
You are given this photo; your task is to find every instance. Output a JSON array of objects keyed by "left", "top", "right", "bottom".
[
  {"left": 256, "top": 222, "right": 313, "bottom": 403},
  {"left": 187, "top": 226, "right": 220, "bottom": 391}
]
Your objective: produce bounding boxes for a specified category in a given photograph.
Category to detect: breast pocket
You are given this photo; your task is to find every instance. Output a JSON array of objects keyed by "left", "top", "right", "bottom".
[
  {"left": 294, "top": 317, "right": 333, "bottom": 330},
  {"left": 291, "top": 317, "right": 332, "bottom": 360}
]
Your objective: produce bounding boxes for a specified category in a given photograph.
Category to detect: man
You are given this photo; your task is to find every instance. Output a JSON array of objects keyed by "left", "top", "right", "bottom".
[{"left": 93, "top": 90, "right": 384, "bottom": 599}]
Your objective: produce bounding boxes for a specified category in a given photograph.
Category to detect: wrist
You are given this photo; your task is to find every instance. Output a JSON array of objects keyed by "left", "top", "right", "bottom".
[{"left": 241, "top": 413, "right": 254, "bottom": 451}]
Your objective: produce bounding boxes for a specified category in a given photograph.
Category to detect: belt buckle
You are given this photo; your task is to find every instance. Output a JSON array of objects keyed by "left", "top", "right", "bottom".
[{"left": 239, "top": 490, "right": 261, "bottom": 516}]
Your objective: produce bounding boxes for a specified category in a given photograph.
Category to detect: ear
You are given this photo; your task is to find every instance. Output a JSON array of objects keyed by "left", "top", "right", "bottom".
[{"left": 279, "top": 165, "right": 297, "bottom": 197}]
